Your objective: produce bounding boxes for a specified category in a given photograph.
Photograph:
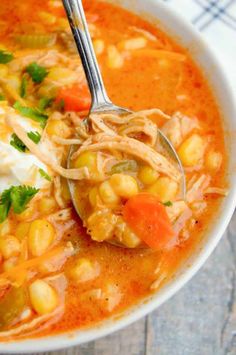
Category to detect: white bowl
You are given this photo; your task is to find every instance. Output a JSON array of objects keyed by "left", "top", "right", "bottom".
[{"left": 1, "top": 0, "right": 236, "bottom": 353}]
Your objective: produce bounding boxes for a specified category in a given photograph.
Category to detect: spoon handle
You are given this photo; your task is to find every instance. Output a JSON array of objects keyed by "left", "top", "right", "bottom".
[{"left": 62, "top": 0, "right": 112, "bottom": 111}]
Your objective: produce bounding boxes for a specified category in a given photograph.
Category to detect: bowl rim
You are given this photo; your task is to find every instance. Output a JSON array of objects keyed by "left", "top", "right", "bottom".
[{"left": 1, "top": 0, "right": 236, "bottom": 353}]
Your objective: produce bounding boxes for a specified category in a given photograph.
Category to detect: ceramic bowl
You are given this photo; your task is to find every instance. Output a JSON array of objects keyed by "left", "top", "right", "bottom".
[{"left": 1, "top": 0, "right": 236, "bottom": 352}]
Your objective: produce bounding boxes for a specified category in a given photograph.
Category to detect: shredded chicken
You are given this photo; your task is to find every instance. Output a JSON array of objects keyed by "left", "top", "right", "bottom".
[
  {"left": 51, "top": 136, "right": 83, "bottom": 145},
  {"left": 89, "top": 114, "right": 116, "bottom": 135},
  {"left": 166, "top": 201, "right": 189, "bottom": 222},
  {"left": 173, "top": 207, "right": 193, "bottom": 235},
  {"left": 150, "top": 273, "right": 167, "bottom": 290},
  {"left": 47, "top": 208, "right": 72, "bottom": 222},
  {"left": 99, "top": 109, "right": 171, "bottom": 126},
  {"left": 53, "top": 176, "right": 66, "bottom": 208},
  {"left": 204, "top": 187, "right": 228, "bottom": 196},
  {"left": 73, "top": 133, "right": 181, "bottom": 181},
  {"left": 187, "top": 174, "right": 211, "bottom": 203},
  {"left": 118, "top": 117, "right": 158, "bottom": 146},
  {"left": 162, "top": 112, "right": 200, "bottom": 148}
]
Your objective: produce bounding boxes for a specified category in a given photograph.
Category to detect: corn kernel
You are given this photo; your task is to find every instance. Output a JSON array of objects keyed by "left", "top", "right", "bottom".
[
  {"left": 107, "top": 45, "right": 124, "bottom": 69},
  {"left": 0, "top": 64, "right": 8, "bottom": 78},
  {"left": 0, "top": 235, "right": 21, "bottom": 259},
  {"left": 16, "top": 204, "right": 36, "bottom": 222},
  {"left": 178, "top": 134, "right": 205, "bottom": 167},
  {"left": 102, "top": 283, "right": 122, "bottom": 312},
  {"left": 39, "top": 197, "right": 57, "bottom": 214},
  {"left": 0, "top": 45, "right": 7, "bottom": 51},
  {"left": 29, "top": 279, "right": 59, "bottom": 315},
  {"left": 89, "top": 186, "right": 100, "bottom": 207},
  {"left": 38, "top": 83, "right": 57, "bottom": 98},
  {"left": 110, "top": 174, "right": 139, "bottom": 198},
  {"left": 47, "top": 67, "right": 77, "bottom": 85},
  {"left": 205, "top": 151, "right": 222, "bottom": 171},
  {"left": 46, "top": 119, "right": 71, "bottom": 138},
  {"left": 15, "top": 222, "right": 30, "bottom": 240},
  {"left": 48, "top": 0, "right": 62, "bottom": 9},
  {"left": 119, "top": 37, "right": 147, "bottom": 51},
  {"left": 158, "top": 59, "right": 170, "bottom": 69},
  {"left": 68, "top": 258, "right": 100, "bottom": 283},
  {"left": 38, "top": 11, "right": 56, "bottom": 25},
  {"left": 61, "top": 178, "right": 71, "bottom": 204},
  {"left": 147, "top": 177, "right": 178, "bottom": 202},
  {"left": 87, "top": 210, "right": 117, "bottom": 241},
  {"left": 0, "top": 219, "right": 11, "bottom": 237},
  {"left": 99, "top": 180, "right": 120, "bottom": 205},
  {"left": 138, "top": 165, "right": 159, "bottom": 185},
  {"left": 74, "top": 152, "right": 97, "bottom": 172},
  {"left": 3, "top": 257, "right": 18, "bottom": 271},
  {"left": 57, "top": 18, "right": 70, "bottom": 30},
  {"left": 28, "top": 219, "right": 55, "bottom": 256},
  {"left": 122, "top": 226, "right": 141, "bottom": 248},
  {"left": 93, "top": 39, "right": 105, "bottom": 55}
]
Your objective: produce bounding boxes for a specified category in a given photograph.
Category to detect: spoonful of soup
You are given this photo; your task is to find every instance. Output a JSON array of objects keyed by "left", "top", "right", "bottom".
[{"left": 63, "top": 0, "right": 186, "bottom": 249}]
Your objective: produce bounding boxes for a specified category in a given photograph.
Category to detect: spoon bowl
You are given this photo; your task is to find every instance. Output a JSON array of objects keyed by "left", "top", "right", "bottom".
[{"left": 63, "top": 0, "right": 186, "bottom": 248}]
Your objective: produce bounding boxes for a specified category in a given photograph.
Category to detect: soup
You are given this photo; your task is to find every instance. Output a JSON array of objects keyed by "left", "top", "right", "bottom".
[{"left": 0, "top": 0, "right": 227, "bottom": 340}]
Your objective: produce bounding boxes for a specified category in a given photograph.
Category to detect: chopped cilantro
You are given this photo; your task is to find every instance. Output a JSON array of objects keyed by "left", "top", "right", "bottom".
[
  {"left": 39, "top": 168, "right": 51, "bottom": 182},
  {"left": 38, "top": 97, "right": 54, "bottom": 111},
  {"left": 0, "top": 50, "right": 14, "bottom": 64},
  {"left": 13, "top": 101, "right": 48, "bottom": 128},
  {"left": 0, "top": 185, "right": 39, "bottom": 222},
  {"left": 20, "top": 75, "right": 28, "bottom": 98},
  {"left": 0, "top": 94, "right": 5, "bottom": 101},
  {"left": 163, "top": 201, "right": 173, "bottom": 207},
  {"left": 27, "top": 131, "right": 41, "bottom": 144},
  {"left": 26, "top": 62, "right": 48, "bottom": 84},
  {"left": 10, "top": 133, "right": 27, "bottom": 152}
]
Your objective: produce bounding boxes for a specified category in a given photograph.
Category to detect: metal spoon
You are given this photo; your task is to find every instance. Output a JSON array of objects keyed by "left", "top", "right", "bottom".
[{"left": 63, "top": 0, "right": 186, "bottom": 245}]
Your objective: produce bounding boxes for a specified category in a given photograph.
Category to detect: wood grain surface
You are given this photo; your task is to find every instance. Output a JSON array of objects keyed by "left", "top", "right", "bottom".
[{"left": 36, "top": 213, "right": 236, "bottom": 355}]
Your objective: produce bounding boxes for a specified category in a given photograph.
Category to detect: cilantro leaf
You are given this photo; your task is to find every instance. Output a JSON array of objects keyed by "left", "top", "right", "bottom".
[
  {"left": 10, "top": 186, "right": 39, "bottom": 214},
  {"left": 0, "top": 94, "right": 5, "bottom": 101},
  {"left": 0, "top": 188, "right": 12, "bottom": 223},
  {"left": 39, "top": 168, "right": 51, "bottom": 182},
  {"left": 0, "top": 203, "right": 10, "bottom": 223},
  {"left": 10, "top": 133, "right": 27, "bottom": 152},
  {"left": 0, "top": 50, "right": 14, "bottom": 64},
  {"left": 0, "top": 185, "right": 39, "bottom": 222},
  {"left": 26, "top": 62, "right": 48, "bottom": 84},
  {"left": 27, "top": 131, "right": 41, "bottom": 144},
  {"left": 38, "top": 97, "right": 54, "bottom": 111},
  {"left": 163, "top": 201, "right": 173, "bottom": 207},
  {"left": 13, "top": 101, "right": 48, "bottom": 128},
  {"left": 20, "top": 75, "right": 28, "bottom": 98}
]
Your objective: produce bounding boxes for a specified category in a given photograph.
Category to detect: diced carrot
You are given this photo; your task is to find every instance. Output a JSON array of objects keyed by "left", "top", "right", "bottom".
[
  {"left": 123, "top": 193, "right": 176, "bottom": 250},
  {"left": 55, "top": 83, "right": 91, "bottom": 112}
]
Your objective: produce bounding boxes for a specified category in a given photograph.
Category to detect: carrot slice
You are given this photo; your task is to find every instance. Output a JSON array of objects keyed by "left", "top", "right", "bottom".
[
  {"left": 56, "top": 83, "right": 91, "bottom": 112},
  {"left": 123, "top": 193, "right": 176, "bottom": 250}
]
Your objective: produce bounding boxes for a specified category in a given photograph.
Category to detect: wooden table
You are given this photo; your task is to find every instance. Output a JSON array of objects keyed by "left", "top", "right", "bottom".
[{"left": 40, "top": 213, "right": 236, "bottom": 355}]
